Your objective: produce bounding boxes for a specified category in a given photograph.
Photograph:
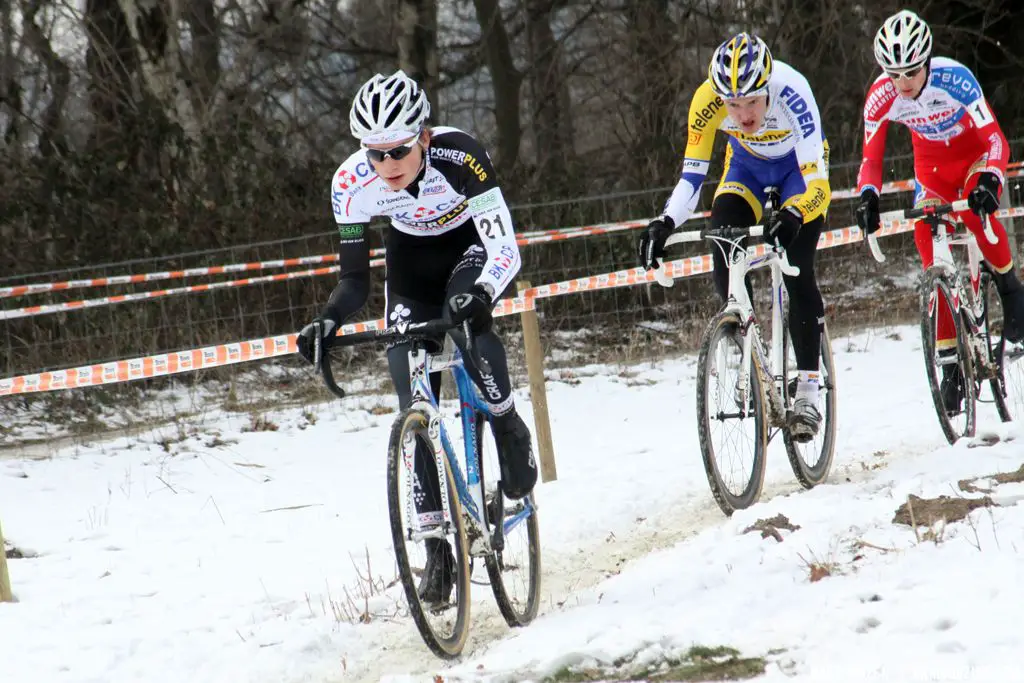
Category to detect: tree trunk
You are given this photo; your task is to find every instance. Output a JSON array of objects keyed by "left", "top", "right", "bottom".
[
  {"left": 626, "top": 0, "right": 678, "bottom": 183},
  {"left": 116, "top": 0, "right": 200, "bottom": 147},
  {"left": 185, "top": 0, "right": 221, "bottom": 119},
  {"left": 84, "top": 0, "right": 137, "bottom": 152},
  {"left": 21, "top": 0, "right": 70, "bottom": 159},
  {"left": 471, "top": 0, "right": 522, "bottom": 169},
  {"left": 0, "top": 0, "right": 23, "bottom": 159},
  {"left": 396, "top": 0, "right": 439, "bottom": 116},
  {"left": 524, "top": 0, "right": 575, "bottom": 196}
]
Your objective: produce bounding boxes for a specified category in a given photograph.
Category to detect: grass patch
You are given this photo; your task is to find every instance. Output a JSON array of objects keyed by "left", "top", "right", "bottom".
[{"left": 545, "top": 644, "right": 765, "bottom": 682}]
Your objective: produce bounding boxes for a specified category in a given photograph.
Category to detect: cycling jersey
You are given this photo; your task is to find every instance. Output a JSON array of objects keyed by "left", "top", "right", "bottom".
[
  {"left": 856, "top": 57, "right": 1009, "bottom": 195},
  {"left": 857, "top": 57, "right": 1015, "bottom": 350},
  {"left": 663, "top": 60, "right": 831, "bottom": 225},
  {"left": 329, "top": 126, "right": 521, "bottom": 306}
]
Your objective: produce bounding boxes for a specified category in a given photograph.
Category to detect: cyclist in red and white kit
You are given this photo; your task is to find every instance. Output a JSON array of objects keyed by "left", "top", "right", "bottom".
[{"left": 855, "top": 9, "right": 1024, "bottom": 414}]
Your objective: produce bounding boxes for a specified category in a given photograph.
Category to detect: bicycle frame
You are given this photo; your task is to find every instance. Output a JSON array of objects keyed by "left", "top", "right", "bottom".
[
  {"left": 926, "top": 218, "right": 987, "bottom": 334},
  {"left": 402, "top": 342, "right": 534, "bottom": 557},
  {"left": 869, "top": 200, "right": 993, "bottom": 369},
  {"left": 712, "top": 236, "right": 792, "bottom": 427}
]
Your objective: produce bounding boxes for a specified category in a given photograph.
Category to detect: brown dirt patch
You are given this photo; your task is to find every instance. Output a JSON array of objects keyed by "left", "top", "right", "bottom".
[
  {"left": 958, "top": 463, "right": 1024, "bottom": 494},
  {"left": 743, "top": 514, "right": 801, "bottom": 542},
  {"left": 893, "top": 494, "right": 993, "bottom": 527}
]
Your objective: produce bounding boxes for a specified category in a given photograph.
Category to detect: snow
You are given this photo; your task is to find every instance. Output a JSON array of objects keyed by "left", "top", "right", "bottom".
[{"left": 2, "top": 324, "right": 1024, "bottom": 683}]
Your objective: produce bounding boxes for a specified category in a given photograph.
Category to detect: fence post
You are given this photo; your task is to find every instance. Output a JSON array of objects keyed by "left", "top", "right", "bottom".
[
  {"left": 0, "top": 518, "right": 13, "bottom": 602},
  {"left": 516, "top": 281, "right": 557, "bottom": 482}
]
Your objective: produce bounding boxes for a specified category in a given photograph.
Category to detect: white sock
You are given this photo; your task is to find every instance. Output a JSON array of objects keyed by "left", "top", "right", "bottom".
[{"left": 796, "top": 370, "right": 820, "bottom": 404}]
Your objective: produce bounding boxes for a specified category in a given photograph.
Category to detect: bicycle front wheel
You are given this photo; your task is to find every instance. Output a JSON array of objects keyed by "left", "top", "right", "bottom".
[
  {"left": 477, "top": 412, "right": 541, "bottom": 627},
  {"left": 783, "top": 322, "right": 837, "bottom": 488},
  {"left": 920, "top": 271, "right": 977, "bottom": 444},
  {"left": 387, "top": 408, "right": 471, "bottom": 659},
  {"left": 696, "top": 311, "right": 767, "bottom": 516}
]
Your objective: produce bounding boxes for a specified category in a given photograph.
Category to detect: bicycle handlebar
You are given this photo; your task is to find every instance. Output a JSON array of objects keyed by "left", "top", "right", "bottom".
[
  {"left": 652, "top": 223, "right": 800, "bottom": 288},
  {"left": 867, "top": 198, "right": 997, "bottom": 263},
  {"left": 314, "top": 318, "right": 491, "bottom": 399}
]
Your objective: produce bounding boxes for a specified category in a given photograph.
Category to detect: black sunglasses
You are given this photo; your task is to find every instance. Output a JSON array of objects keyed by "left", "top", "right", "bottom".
[{"left": 364, "top": 136, "right": 419, "bottom": 164}]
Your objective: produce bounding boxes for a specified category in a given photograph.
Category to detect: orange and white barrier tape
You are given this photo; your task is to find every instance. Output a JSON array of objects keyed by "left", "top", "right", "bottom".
[
  {"left": 0, "top": 261, "right": 376, "bottom": 321},
  {"left": 6, "top": 207, "right": 1024, "bottom": 395},
  {"left": 8, "top": 163, "right": 1023, "bottom": 303},
  {"left": 0, "top": 294, "right": 535, "bottom": 395}
]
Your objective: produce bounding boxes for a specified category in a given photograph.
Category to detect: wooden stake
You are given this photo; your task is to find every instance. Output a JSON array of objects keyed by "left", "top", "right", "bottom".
[
  {"left": 517, "top": 281, "right": 557, "bottom": 482},
  {"left": 0, "top": 518, "right": 13, "bottom": 602}
]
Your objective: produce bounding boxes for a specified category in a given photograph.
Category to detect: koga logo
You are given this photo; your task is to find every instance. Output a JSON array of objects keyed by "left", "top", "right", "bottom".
[
  {"left": 690, "top": 96, "right": 723, "bottom": 134},
  {"left": 422, "top": 183, "right": 445, "bottom": 195},
  {"left": 335, "top": 169, "right": 358, "bottom": 190},
  {"left": 780, "top": 86, "right": 816, "bottom": 137}
]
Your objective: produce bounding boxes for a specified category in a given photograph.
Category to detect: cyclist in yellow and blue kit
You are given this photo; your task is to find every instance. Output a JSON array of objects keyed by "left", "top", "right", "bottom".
[{"left": 638, "top": 33, "right": 831, "bottom": 440}]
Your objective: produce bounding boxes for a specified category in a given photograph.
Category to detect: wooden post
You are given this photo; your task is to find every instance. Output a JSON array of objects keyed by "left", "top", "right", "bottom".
[
  {"left": 0, "top": 518, "right": 13, "bottom": 603},
  {"left": 517, "top": 281, "right": 557, "bottom": 482}
]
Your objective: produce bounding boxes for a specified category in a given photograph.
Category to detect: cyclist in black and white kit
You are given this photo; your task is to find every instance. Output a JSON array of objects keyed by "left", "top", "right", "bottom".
[{"left": 296, "top": 70, "right": 536, "bottom": 605}]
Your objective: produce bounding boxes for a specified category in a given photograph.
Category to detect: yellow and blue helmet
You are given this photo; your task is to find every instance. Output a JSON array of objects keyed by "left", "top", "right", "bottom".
[{"left": 708, "top": 33, "right": 774, "bottom": 99}]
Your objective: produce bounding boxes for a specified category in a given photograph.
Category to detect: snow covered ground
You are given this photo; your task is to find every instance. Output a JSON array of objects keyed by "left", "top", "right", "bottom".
[{"left": 2, "top": 324, "right": 1023, "bottom": 683}]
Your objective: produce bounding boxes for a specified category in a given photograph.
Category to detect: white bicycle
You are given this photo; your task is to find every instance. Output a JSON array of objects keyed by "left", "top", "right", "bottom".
[
  {"left": 654, "top": 188, "right": 837, "bottom": 515},
  {"left": 868, "top": 199, "right": 1024, "bottom": 443}
]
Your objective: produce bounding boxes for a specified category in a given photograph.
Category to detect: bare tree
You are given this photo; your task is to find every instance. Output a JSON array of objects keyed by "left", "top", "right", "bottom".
[
  {"left": 397, "top": 0, "right": 439, "bottom": 113},
  {"left": 471, "top": 0, "right": 521, "bottom": 168}
]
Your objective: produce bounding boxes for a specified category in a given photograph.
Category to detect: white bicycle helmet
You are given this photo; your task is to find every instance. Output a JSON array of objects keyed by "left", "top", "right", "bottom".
[
  {"left": 874, "top": 10, "right": 932, "bottom": 71},
  {"left": 349, "top": 70, "right": 431, "bottom": 144},
  {"left": 708, "top": 33, "right": 773, "bottom": 99}
]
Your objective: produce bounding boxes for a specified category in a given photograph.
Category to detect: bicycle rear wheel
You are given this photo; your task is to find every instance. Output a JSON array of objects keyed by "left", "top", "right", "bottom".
[
  {"left": 920, "top": 271, "right": 977, "bottom": 444},
  {"left": 477, "top": 412, "right": 541, "bottom": 627},
  {"left": 782, "top": 322, "right": 837, "bottom": 488},
  {"left": 387, "top": 408, "right": 471, "bottom": 659},
  {"left": 696, "top": 311, "right": 767, "bottom": 516}
]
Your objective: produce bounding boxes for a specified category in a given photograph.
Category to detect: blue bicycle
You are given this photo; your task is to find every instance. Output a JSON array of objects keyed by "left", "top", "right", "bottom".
[{"left": 314, "top": 318, "right": 541, "bottom": 658}]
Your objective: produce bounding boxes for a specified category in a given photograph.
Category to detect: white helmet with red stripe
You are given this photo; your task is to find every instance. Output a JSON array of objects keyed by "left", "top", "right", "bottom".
[{"left": 874, "top": 10, "right": 932, "bottom": 71}]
